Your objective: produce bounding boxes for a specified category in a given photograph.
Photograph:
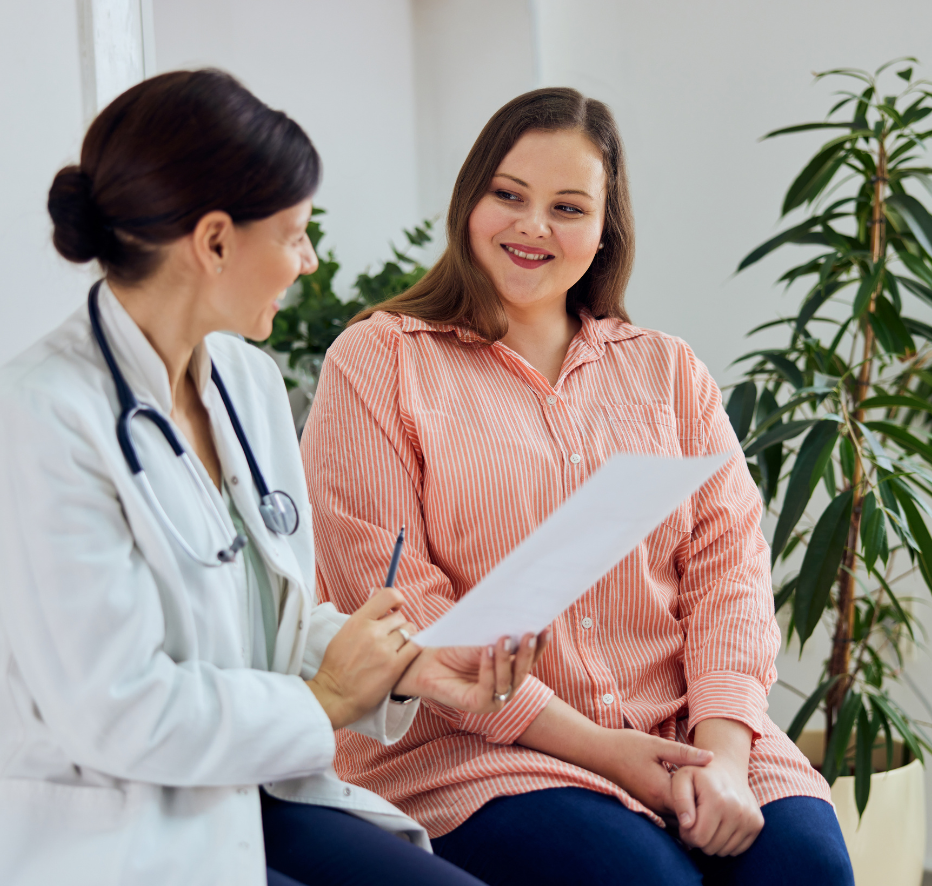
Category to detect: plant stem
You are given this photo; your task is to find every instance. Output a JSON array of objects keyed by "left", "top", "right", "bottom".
[{"left": 826, "top": 137, "right": 887, "bottom": 744}]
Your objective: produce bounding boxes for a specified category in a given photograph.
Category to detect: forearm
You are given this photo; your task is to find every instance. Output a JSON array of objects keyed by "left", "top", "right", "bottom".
[
  {"left": 693, "top": 718, "right": 752, "bottom": 774},
  {"left": 516, "top": 695, "right": 607, "bottom": 771}
]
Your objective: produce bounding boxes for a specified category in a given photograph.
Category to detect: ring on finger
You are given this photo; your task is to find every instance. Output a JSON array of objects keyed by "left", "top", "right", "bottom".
[
  {"left": 394, "top": 627, "right": 411, "bottom": 645},
  {"left": 494, "top": 685, "right": 513, "bottom": 703}
]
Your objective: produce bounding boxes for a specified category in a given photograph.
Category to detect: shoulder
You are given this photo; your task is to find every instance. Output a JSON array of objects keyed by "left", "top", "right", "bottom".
[
  {"left": 326, "top": 311, "right": 407, "bottom": 363},
  {"left": 0, "top": 303, "right": 106, "bottom": 425},
  {"left": 206, "top": 331, "right": 286, "bottom": 393}
]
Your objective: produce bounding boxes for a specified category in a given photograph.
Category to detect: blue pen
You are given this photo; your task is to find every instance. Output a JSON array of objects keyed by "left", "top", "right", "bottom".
[{"left": 384, "top": 525, "right": 405, "bottom": 587}]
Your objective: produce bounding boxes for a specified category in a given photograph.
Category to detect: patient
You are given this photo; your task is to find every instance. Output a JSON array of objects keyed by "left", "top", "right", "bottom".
[{"left": 301, "top": 88, "right": 854, "bottom": 886}]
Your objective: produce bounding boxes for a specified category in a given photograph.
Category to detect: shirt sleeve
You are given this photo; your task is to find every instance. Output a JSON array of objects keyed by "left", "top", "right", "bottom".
[
  {"left": 675, "top": 345, "right": 779, "bottom": 741},
  {"left": 302, "top": 320, "right": 553, "bottom": 745}
]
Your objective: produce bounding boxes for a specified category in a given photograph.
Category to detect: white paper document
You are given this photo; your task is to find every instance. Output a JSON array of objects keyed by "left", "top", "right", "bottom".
[{"left": 415, "top": 451, "right": 730, "bottom": 647}]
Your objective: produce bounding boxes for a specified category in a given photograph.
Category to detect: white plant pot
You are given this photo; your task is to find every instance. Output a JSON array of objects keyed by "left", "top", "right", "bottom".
[{"left": 797, "top": 730, "right": 926, "bottom": 886}]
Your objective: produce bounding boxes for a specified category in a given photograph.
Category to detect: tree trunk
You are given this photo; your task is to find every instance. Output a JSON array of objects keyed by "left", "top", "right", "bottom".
[{"left": 825, "top": 141, "right": 886, "bottom": 746}]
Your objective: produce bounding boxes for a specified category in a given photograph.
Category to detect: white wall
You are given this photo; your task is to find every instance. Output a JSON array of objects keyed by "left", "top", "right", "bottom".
[
  {"left": 152, "top": 0, "right": 422, "bottom": 298},
  {"left": 0, "top": 1, "right": 94, "bottom": 367}
]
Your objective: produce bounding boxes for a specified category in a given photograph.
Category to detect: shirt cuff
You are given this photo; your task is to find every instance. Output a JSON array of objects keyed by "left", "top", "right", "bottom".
[
  {"left": 686, "top": 671, "right": 768, "bottom": 740},
  {"left": 345, "top": 693, "right": 421, "bottom": 745},
  {"left": 459, "top": 676, "right": 555, "bottom": 745}
]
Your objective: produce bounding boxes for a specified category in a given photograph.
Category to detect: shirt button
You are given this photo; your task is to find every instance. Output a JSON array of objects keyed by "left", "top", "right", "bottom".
[
  {"left": 602, "top": 693, "right": 615, "bottom": 706},
  {"left": 582, "top": 617, "right": 593, "bottom": 629},
  {"left": 298, "top": 620, "right": 303, "bottom": 630},
  {"left": 546, "top": 396, "right": 557, "bottom": 405},
  {"left": 569, "top": 453, "right": 582, "bottom": 464},
  {"left": 343, "top": 787, "right": 352, "bottom": 797},
  {"left": 231, "top": 476, "right": 239, "bottom": 485}
]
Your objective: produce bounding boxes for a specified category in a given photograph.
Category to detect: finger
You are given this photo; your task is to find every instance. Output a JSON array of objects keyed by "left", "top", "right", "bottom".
[
  {"left": 532, "top": 628, "right": 551, "bottom": 667},
  {"left": 717, "top": 826, "right": 749, "bottom": 858},
  {"left": 389, "top": 622, "right": 418, "bottom": 651},
  {"left": 653, "top": 740, "right": 714, "bottom": 769},
  {"left": 376, "top": 611, "right": 410, "bottom": 635},
  {"left": 704, "top": 818, "right": 735, "bottom": 857},
  {"left": 732, "top": 830, "right": 759, "bottom": 856},
  {"left": 477, "top": 643, "right": 496, "bottom": 700},
  {"left": 509, "top": 633, "right": 537, "bottom": 691},
  {"left": 360, "top": 586, "right": 406, "bottom": 618},
  {"left": 493, "top": 636, "right": 515, "bottom": 699},
  {"left": 670, "top": 768, "right": 697, "bottom": 830},
  {"left": 686, "top": 800, "right": 720, "bottom": 851}
]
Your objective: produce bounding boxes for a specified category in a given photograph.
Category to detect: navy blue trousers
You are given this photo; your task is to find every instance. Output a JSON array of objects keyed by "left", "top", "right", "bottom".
[
  {"left": 431, "top": 788, "right": 854, "bottom": 886},
  {"left": 261, "top": 790, "right": 485, "bottom": 886}
]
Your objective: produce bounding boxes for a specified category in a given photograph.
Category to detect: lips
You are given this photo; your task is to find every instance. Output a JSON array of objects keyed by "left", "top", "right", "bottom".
[{"left": 501, "top": 243, "right": 555, "bottom": 270}]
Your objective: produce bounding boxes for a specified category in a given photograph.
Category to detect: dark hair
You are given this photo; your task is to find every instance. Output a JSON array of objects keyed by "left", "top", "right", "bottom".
[
  {"left": 48, "top": 69, "right": 321, "bottom": 284},
  {"left": 351, "top": 87, "right": 633, "bottom": 340}
]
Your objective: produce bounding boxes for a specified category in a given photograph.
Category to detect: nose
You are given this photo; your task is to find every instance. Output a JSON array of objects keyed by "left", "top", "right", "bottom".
[
  {"left": 301, "top": 236, "right": 319, "bottom": 276},
  {"left": 517, "top": 202, "right": 551, "bottom": 239}
]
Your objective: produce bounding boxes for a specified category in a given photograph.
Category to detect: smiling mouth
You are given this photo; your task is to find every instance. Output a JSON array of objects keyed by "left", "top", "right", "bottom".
[{"left": 502, "top": 244, "right": 554, "bottom": 262}]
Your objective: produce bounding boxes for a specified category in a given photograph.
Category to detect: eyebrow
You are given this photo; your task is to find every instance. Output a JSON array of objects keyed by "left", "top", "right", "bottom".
[{"left": 495, "top": 173, "right": 593, "bottom": 200}]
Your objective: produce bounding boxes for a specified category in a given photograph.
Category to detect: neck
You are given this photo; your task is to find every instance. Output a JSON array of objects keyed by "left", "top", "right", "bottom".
[
  {"left": 500, "top": 296, "right": 581, "bottom": 387},
  {"left": 108, "top": 273, "right": 210, "bottom": 409}
]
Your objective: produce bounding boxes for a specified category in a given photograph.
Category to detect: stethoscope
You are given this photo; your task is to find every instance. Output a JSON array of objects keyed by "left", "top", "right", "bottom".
[{"left": 88, "top": 280, "right": 299, "bottom": 567}]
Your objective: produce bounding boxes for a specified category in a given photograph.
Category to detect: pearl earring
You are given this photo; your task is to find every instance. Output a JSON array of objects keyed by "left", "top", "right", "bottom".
[
  {"left": 216, "top": 266, "right": 223, "bottom": 274},
  {"left": 598, "top": 242, "right": 604, "bottom": 250}
]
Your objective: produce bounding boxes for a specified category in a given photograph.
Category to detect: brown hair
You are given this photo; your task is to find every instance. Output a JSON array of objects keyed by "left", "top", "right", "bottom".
[
  {"left": 48, "top": 69, "right": 321, "bottom": 284},
  {"left": 351, "top": 87, "right": 634, "bottom": 340}
]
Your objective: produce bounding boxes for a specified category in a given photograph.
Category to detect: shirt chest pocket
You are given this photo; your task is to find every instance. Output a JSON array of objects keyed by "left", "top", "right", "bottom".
[{"left": 599, "top": 402, "right": 692, "bottom": 534}]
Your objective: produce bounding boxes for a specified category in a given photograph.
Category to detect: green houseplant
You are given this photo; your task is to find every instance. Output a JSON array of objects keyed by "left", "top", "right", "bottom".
[
  {"left": 731, "top": 59, "right": 932, "bottom": 816},
  {"left": 253, "top": 208, "right": 433, "bottom": 428}
]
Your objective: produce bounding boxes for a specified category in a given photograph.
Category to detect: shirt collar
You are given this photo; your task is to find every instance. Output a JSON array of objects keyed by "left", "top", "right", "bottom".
[
  {"left": 395, "top": 308, "right": 644, "bottom": 348},
  {"left": 96, "top": 280, "right": 213, "bottom": 414}
]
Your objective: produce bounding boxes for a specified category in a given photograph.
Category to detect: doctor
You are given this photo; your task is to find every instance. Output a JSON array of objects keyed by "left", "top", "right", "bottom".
[{"left": 0, "top": 69, "right": 546, "bottom": 886}]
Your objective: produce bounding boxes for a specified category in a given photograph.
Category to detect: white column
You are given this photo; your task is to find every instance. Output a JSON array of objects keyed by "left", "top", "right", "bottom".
[{"left": 77, "top": 0, "right": 155, "bottom": 125}]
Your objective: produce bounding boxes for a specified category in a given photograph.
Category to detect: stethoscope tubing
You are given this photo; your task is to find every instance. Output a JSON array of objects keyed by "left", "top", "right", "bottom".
[{"left": 87, "top": 281, "right": 298, "bottom": 567}]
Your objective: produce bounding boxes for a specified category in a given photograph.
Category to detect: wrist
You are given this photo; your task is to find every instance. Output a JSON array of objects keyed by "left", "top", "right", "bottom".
[{"left": 306, "top": 673, "right": 354, "bottom": 730}]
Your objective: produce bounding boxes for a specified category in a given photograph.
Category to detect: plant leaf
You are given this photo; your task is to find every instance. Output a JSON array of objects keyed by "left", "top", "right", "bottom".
[
  {"left": 774, "top": 574, "right": 798, "bottom": 614},
  {"left": 853, "top": 262, "right": 884, "bottom": 317},
  {"left": 763, "top": 122, "right": 864, "bottom": 139},
  {"left": 855, "top": 706, "right": 874, "bottom": 816},
  {"left": 771, "top": 422, "right": 839, "bottom": 562},
  {"left": 787, "top": 676, "right": 841, "bottom": 742},
  {"left": 738, "top": 218, "right": 825, "bottom": 271},
  {"left": 887, "top": 193, "right": 932, "bottom": 256},
  {"left": 890, "top": 483, "right": 932, "bottom": 594},
  {"left": 860, "top": 393, "right": 932, "bottom": 418},
  {"left": 899, "top": 250, "right": 932, "bottom": 288},
  {"left": 824, "top": 689, "right": 862, "bottom": 785},
  {"left": 870, "top": 693, "right": 924, "bottom": 762},
  {"left": 794, "top": 489, "right": 854, "bottom": 647},
  {"left": 860, "top": 493, "right": 885, "bottom": 573},
  {"left": 746, "top": 419, "right": 820, "bottom": 458},
  {"left": 726, "top": 381, "right": 757, "bottom": 442}
]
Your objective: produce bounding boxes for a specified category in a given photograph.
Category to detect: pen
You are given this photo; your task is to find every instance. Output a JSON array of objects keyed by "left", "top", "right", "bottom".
[{"left": 384, "top": 525, "right": 405, "bottom": 587}]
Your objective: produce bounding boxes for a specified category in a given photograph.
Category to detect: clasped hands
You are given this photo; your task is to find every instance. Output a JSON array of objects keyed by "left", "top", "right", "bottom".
[
  {"left": 594, "top": 721, "right": 765, "bottom": 857},
  {"left": 307, "top": 586, "right": 549, "bottom": 730}
]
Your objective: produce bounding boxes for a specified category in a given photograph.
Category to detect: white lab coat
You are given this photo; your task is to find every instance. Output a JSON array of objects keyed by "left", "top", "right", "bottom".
[{"left": 0, "top": 283, "right": 429, "bottom": 886}]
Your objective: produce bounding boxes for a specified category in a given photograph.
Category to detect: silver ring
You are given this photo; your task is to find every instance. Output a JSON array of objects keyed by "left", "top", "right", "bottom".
[
  {"left": 494, "top": 685, "right": 513, "bottom": 703},
  {"left": 395, "top": 627, "right": 411, "bottom": 645}
]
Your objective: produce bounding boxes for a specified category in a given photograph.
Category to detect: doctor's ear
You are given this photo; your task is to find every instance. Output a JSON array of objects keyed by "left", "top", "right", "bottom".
[{"left": 191, "top": 210, "right": 236, "bottom": 277}]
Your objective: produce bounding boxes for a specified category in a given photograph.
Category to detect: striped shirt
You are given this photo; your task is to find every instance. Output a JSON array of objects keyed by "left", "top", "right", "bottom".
[{"left": 301, "top": 309, "right": 830, "bottom": 837}]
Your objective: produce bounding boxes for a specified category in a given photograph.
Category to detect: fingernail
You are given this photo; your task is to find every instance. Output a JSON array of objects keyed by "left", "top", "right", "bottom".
[
  {"left": 488, "top": 646, "right": 495, "bottom": 658},
  {"left": 528, "top": 636, "right": 536, "bottom": 649},
  {"left": 678, "top": 813, "right": 692, "bottom": 827},
  {"left": 503, "top": 638, "right": 515, "bottom": 653}
]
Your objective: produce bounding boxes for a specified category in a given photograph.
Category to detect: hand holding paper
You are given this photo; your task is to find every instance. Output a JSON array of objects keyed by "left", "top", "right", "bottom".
[{"left": 415, "top": 452, "right": 730, "bottom": 647}]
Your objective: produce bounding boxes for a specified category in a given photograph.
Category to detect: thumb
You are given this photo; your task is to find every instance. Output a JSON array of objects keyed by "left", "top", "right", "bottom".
[{"left": 671, "top": 768, "right": 697, "bottom": 829}]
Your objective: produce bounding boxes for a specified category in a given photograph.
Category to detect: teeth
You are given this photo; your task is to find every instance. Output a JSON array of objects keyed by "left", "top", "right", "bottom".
[{"left": 505, "top": 245, "right": 551, "bottom": 261}]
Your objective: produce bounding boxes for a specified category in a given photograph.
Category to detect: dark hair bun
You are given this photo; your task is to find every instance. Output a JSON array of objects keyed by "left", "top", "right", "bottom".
[{"left": 48, "top": 165, "right": 109, "bottom": 263}]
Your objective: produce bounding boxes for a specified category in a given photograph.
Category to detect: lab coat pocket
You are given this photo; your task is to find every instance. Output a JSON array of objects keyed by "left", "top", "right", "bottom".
[{"left": 600, "top": 402, "right": 691, "bottom": 534}]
